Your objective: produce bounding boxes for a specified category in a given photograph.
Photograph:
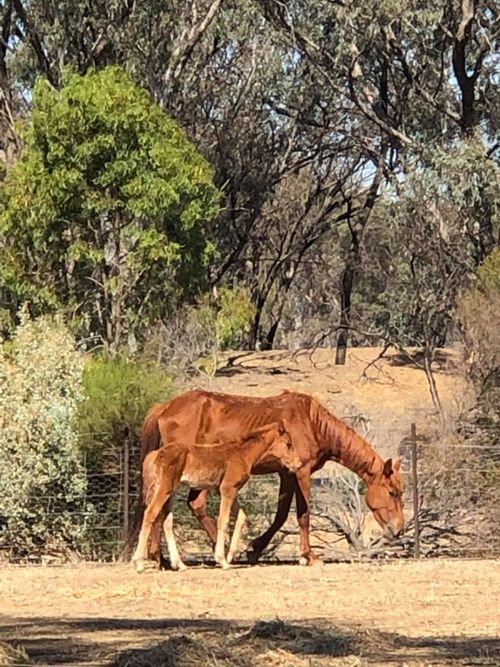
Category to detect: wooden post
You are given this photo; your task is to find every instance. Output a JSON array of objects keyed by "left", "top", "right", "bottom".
[
  {"left": 123, "top": 438, "right": 130, "bottom": 541},
  {"left": 410, "top": 423, "right": 420, "bottom": 558}
]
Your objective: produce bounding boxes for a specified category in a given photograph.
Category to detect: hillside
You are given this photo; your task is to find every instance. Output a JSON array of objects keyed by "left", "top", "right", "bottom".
[{"left": 192, "top": 346, "right": 470, "bottom": 458}]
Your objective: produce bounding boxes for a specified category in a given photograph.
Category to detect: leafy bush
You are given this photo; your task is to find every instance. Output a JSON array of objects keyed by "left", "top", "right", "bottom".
[
  {"left": 0, "top": 312, "right": 89, "bottom": 559},
  {"left": 146, "top": 286, "right": 256, "bottom": 379},
  {"left": 78, "top": 355, "right": 175, "bottom": 471}
]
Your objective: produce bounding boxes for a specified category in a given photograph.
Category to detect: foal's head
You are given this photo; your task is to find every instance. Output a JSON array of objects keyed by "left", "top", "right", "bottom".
[
  {"left": 365, "top": 458, "right": 405, "bottom": 539},
  {"left": 259, "top": 420, "right": 302, "bottom": 473}
]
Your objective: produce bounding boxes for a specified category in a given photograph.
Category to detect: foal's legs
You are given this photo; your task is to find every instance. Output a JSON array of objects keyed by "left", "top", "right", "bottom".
[
  {"left": 162, "top": 497, "right": 187, "bottom": 571},
  {"left": 133, "top": 485, "right": 172, "bottom": 572},
  {"left": 226, "top": 498, "right": 246, "bottom": 565},
  {"left": 214, "top": 485, "right": 239, "bottom": 569},
  {"left": 133, "top": 462, "right": 182, "bottom": 573}
]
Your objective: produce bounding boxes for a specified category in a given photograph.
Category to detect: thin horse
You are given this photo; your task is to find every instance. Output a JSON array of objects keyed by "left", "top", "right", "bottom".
[
  {"left": 133, "top": 420, "right": 301, "bottom": 571},
  {"left": 131, "top": 389, "right": 404, "bottom": 566}
]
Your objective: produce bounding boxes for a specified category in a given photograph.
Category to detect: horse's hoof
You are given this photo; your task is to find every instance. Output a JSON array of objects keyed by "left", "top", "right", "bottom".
[
  {"left": 215, "top": 558, "right": 231, "bottom": 570},
  {"left": 133, "top": 559, "right": 145, "bottom": 574},
  {"left": 173, "top": 561, "right": 188, "bottom": 572},
  {"left": 246, "top": 548, "right": 261, "bottom": 565},
  {"left": 299, "top": 553, "right": 321, "bottom": 567}
]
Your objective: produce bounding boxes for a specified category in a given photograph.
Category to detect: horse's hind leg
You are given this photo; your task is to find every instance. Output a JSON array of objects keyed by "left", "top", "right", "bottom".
[
  {"left": 133, "top": 483, "right": 172, "bottom": 573},
  {"left": 162, "top": 497, "right": 187, "bottom": 571},
  {"left": 247, "top": 471, "right": 295, "bottom": 564},
  {"left": 227, "top": 498, "right": 246, "bottom": 565}
]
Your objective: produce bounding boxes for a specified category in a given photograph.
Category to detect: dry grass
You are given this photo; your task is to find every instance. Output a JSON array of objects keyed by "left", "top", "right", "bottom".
[
  {"left": 0, "top": 560, "right": 499, "bottom": 666},
  {"left": 0, "top": 642, "right": 29, "bottom": 666}
]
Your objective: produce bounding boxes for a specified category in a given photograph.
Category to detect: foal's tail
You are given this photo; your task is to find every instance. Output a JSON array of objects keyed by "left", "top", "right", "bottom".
[{"left": 121, "top": 404, "right": 164, "bottom": 561}]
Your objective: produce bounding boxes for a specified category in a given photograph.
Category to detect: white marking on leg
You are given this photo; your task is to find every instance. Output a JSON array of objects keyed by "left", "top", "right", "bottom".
[
  {"left": 163, "top": 503, "right": 187, "bottom": 571},
  {"left": 227, "top": 500, "right": 246, "bottom": 564},
  {"left": 215, "top": 494, "right": 233, "bottom": 568}
]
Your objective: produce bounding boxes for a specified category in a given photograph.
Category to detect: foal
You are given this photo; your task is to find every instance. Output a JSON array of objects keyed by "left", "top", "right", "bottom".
[{"left": 133, "top": 420, "right": 301, "bottom": 571}]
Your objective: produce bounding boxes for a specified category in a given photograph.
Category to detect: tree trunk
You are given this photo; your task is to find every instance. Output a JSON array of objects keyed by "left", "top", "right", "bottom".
[{"left": 335, "top": 221, "right": 359, "bottom": 365}]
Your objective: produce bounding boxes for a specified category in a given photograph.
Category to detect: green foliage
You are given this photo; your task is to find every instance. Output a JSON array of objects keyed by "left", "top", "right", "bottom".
[
  {"left": 78, "top": 355, "right": 175, "bottom": 471},
  {"left": 0, "top": 312, "right": 89, "bottom": 559},
  {"left": 194, "top": 286, "right": 256, "bottom": 349},
  {"left": 190, "top": 286, "right": 256, "bottom": 377},
  {"left": 476, "top": 248, "right": 500, "bottom": 296},
  {"left": 0, "top": 66, "right": 220, "bottom": 350}
]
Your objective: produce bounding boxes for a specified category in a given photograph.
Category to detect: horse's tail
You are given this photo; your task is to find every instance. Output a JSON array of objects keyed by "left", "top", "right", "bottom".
[
  {"left": 140, "top": 403, "right": 164, "bottom": 462},
  {"left": 121, "top": 404, "right": 164, "bottom": 562}
]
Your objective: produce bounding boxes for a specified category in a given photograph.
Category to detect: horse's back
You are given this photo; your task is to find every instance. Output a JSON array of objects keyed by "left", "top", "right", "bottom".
[{"left": 157, "top": 388, "right": 316, "bottom": 450}]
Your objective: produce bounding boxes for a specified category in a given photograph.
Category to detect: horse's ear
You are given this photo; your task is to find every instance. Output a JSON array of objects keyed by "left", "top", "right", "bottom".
[
  {"left": 393, "top": 458, "right": 402, "bottom": 472},
  {"left": 383, "top": 458, "right": 394, "bottom": 477}
]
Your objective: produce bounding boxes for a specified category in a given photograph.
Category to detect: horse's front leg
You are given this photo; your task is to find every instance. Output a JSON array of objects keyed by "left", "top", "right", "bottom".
[
  {"left": 227, "top": 498, "right": 246, "bottom": 564},
  {"left": 295, "top": 467, "right": 319, "bottom": 566},
  {"left": 215, "top": 486, "right": 238, "bottom": 569},
  {"left": 247, "top": 471, "right": 295, "bottom": 564}
]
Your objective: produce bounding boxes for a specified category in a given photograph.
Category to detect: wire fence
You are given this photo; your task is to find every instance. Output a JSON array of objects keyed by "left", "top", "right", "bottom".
[{"left": 1, "top": 423, "right": 498, "bottom": 564}]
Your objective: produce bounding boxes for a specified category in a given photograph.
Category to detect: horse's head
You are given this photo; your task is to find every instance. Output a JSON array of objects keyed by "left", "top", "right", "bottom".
[
  {"left": 365, "top": 458, "right": 404, "bottom": 539},
  {"left": 266, "top": 420, "right": 302, "bottom": 473}
]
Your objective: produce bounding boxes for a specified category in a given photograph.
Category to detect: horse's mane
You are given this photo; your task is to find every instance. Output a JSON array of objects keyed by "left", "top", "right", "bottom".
[{"left": 309, "top": 398, "right": 383, "bottom": 480}]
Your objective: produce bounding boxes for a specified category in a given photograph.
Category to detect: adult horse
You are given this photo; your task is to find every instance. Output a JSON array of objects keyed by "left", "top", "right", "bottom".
[{"left": 130, "top": 389, "right": 404, "bottom": 566}]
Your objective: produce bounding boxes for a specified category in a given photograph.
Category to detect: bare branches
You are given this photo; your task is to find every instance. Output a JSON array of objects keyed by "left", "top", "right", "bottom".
[
  {"left": 164, "top": 0, "right": 224, "bottom": 87},
  {"left": 12, "top": 0, "right": 56, "bottom": 85}
]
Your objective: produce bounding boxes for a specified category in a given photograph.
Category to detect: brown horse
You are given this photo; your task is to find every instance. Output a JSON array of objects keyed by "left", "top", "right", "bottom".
[
  {"left": 133, "top": 389, "right": 404, "bottom": 566},
  {"left": 133, "top": 420, "right": 301, "bottom": 571}
]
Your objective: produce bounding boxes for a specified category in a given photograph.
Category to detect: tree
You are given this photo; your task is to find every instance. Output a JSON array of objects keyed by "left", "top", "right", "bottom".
[
  {"left": 0, "top": 66, "right": 220, "bottom": 351},
  {"left": 360, "top": 138, "right": 499, "bottom": 416}
]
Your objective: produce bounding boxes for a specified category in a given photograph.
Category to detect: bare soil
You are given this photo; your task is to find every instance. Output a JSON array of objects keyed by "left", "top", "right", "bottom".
[
  {"left": 203, "top": 347, "right": 471, "bottom": 452},
  {"left": 1, "top": 559, "right": 499, "bottom": 666}
]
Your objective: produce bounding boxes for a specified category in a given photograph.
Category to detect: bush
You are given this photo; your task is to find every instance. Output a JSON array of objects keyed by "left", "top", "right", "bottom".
[
  {"left": 0, "top": 312, "right": 89, "bottom": 560},
  {"left": 76, "top": 355, "right": 175, "bottom": 558},
  {"left": 78, "top": 356, "right": 175, "bottom": 472},
  {"left": 145, "top": 286, "right": 256, "bottom": 379}
]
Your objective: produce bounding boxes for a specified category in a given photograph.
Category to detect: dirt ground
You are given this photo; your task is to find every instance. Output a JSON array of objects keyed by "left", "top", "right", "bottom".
[{"left": 1, "top": 559, "right": 499, "bottom": 666}]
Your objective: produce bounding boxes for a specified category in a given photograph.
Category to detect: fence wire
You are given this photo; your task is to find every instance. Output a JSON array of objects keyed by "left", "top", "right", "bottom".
[{"left": 1, "top": 425, "right": 498, "bottom": 563}]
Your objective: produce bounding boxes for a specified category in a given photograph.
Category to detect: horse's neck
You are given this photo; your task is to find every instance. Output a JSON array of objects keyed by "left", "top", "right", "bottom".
[
  {"left": 316, "top": 406, "right": 384, "bottom": 482},
  {"left": 244, "top": 434, "right": 274, "bottom": 465}
]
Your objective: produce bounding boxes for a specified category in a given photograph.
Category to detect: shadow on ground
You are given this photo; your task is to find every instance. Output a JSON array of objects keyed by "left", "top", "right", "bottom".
[{"left": 1, "top": 615, "right": 499, "bottom": 666}]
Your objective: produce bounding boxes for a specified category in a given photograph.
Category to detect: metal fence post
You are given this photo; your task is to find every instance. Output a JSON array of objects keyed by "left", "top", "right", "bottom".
[
  {"left": 123, "top": 437, "right": 130, "bottom": 541},
  {"left": 410, "top": 422, "right": 420, "bottom": 558}
]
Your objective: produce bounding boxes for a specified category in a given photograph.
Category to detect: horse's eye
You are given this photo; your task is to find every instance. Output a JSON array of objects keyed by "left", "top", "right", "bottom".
[{"left": 389, "top": 490, "right": 398, "bottom": 497}]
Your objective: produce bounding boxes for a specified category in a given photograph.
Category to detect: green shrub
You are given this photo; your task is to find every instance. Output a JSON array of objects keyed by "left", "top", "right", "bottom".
[
  {"left": 78, "top": 355, "right": 175, "bottom": 470},
  {"left": 0, "top": 312, "right": 89, "bottom": 559},
  {"left": 76, "top": 355, "right": 175, "bottom": 558}
]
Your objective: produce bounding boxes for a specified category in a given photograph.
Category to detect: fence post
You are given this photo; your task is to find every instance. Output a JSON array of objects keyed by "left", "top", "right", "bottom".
[
  {"left": 123, "top": 437, "right": 130, "bottom": 541},
  {"left": 410, "top": 422, "right": 420, "bottom": 558}
]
